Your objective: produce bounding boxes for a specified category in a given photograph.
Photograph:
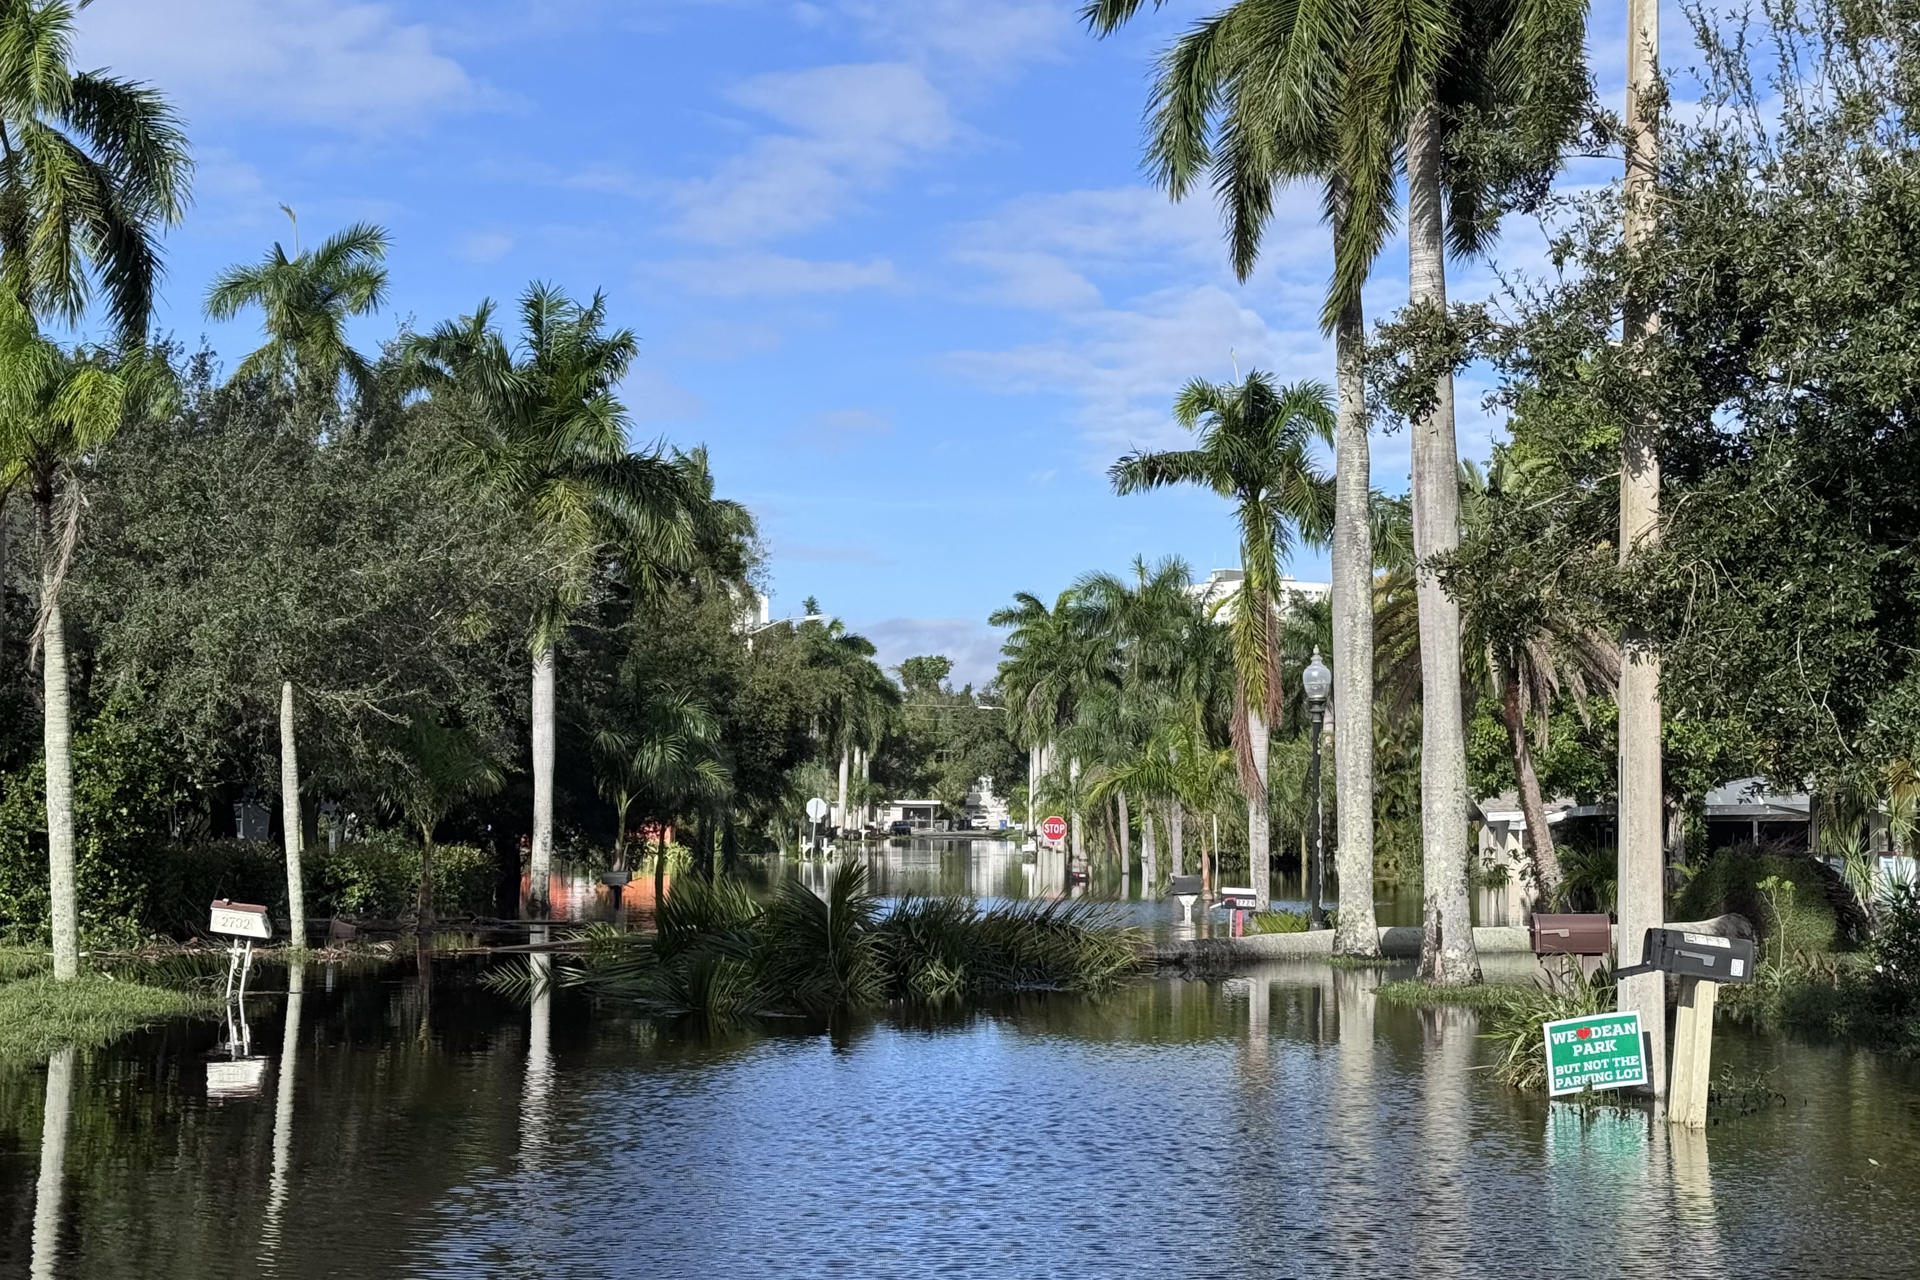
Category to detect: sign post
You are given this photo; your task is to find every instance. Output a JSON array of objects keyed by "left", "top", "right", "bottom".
[
  {"left": 805, "top": 796, "right": 829, "bottom": 857},
  {"left": 1542, "top": 1010, "right": 1649, "bottom": 1097},
  {"left": 209, "top": 900, "right": 271, "bottom": 1003},
  {"left": 207, "top": 900, "right": 272, "bottom": 1099}
]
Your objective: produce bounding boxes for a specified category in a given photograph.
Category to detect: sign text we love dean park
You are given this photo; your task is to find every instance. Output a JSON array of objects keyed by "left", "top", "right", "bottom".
[{"left": 1542, "top": 1011, "right": 1649, "bottom": 1097}]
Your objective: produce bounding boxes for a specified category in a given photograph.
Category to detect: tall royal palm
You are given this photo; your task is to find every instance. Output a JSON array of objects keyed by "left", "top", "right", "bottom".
[
  {"left": 205, "top": 213, "right": 389, "bottom": 402},
  {"left": 205, "top": 213, "right": 390, "bottom": 947},
  {"left": 1111, "top": 373, "right": 1333, "bottom": 909},
  {"left": 1088, "top": 0, "right": 1393, "bottom": 952},
  {"left": 0, "top": 299, "right": 171, "bottom": 980},
  {"left": 406, "top": 284, "right": 699, "bottom": 918}
]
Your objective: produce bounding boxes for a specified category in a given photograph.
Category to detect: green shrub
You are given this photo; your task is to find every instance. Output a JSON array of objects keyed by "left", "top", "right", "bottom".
[
  {"left": 1869, "top": 880, "right": 1920, "bottom": 1009},
  {"left": 1246, "top": 909, "right": 1309, "bottom": 934},
  {"left": 1672, "top": 847, "right": 1853, "bottom": 952},
  {"left": 309, "top": 836, "right": 493, "bottom": 921}
]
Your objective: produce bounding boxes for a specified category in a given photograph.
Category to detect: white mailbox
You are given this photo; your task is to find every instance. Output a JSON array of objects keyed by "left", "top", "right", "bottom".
[{"left": 209, "top": 900, "right": 272, "bottom": 940}]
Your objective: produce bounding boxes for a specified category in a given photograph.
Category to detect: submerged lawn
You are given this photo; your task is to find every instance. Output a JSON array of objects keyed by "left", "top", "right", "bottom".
[
  {"left": 1373, "top": 979, "right": 1538, "bottom": 1010},
  {"left": 0, "top": 952, "right": 206, "bottom": 1062}
]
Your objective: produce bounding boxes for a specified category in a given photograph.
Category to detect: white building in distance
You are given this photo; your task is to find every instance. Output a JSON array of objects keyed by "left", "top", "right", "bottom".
[{"left": 1187, "top": 568, "right": 1330, "bottom": 621}]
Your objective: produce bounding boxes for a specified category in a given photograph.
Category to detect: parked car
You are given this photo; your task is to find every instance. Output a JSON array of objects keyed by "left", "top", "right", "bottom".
[{"left": 888, "top": 820, "right": 914, "bottom": 836}]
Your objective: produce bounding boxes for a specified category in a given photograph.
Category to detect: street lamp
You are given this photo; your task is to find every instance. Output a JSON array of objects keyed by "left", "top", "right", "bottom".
[{"left": 1302, "top": 647, "right": 1332, "bottom": 929}]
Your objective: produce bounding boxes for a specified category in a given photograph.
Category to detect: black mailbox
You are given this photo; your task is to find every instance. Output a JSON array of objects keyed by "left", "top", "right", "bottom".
[
  {"left": 1617, "top": 926, "right": 1756, "bottom": 984},
  {"left": 1529, "top": 913, "right": 1613, "bottom": 956},
  {"left": 1168, "top": 875, "right": 1202, "bottom": 899}
]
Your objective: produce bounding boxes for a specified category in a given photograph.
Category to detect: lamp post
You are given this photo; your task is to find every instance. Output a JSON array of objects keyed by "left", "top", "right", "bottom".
[{"left": 1302, "top": 648, "right": 1333, "bottom": 929}]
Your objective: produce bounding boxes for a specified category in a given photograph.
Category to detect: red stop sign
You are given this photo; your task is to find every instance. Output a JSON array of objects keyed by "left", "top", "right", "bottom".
[{"left": 1040, "top": 815, "right": 1068, "bottom": 844}]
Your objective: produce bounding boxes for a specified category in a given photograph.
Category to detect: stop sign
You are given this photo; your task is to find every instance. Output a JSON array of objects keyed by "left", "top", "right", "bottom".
[{"left": 1040, "top": 814, "right": 1068, "bottom": 844}]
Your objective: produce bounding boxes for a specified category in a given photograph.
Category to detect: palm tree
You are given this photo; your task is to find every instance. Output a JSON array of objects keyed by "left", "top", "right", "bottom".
[
  {"left": 1111, "top": 373, "right": 1333, "bottom": 910},
  {"left": 0, "top": 0, "right": 191, "bottom": 339},
  {"left": 0, "top": 298, "right": 171, "bottom": 979},
  {"left": 592, "top": 664, "right": 729, "bottom": 902},
  {"left": 1087, "top": 0, "right": 1391, "bottom": 952},
  {"left": 205, "top": 212, "right": 390, "bottom": 948},
  {"left": 383, "top": 713, "right": 505, "bottom": 929},
  {"left": 992, "top": 588, "right": 1111, "bottom": 869},
  {"left": 205, "top": 212, "right": 390, "bottom": 403},
  {"left": 405, "top": 284, "right": 704, "bottom": 918}
]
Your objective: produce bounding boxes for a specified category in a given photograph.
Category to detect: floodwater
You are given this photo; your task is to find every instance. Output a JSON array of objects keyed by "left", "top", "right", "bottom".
[{"left": 6, "top": 944, "right": 1920, "bottom": 1276}]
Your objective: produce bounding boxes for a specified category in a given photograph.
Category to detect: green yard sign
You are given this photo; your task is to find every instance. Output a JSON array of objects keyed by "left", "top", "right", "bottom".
[{"left": 1542, "top": 1011, "right": 1649, "bottom": 1097}]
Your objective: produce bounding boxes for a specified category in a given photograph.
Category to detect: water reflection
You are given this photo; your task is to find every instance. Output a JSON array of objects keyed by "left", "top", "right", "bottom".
[
  {"left": 260, "top": 961, "right": 305, "bottom": 1268},
  {"left": 30, "top": 1046, "right": 74, "bottom": 1280},
  {"left": 521, "top": 929, "right": 554, "bottom": 1171},
  {"left": 7, "top": 957, "right": 1920, "bottom": 1276}
]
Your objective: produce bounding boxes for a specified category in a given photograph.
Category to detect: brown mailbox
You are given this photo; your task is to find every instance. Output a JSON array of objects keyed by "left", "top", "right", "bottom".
[{"left": 1529, "top": 913, "right": 1612, "bottom": 956}]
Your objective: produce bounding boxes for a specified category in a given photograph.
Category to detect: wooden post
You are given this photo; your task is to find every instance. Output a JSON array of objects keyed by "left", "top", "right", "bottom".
[{"left": 1668, "top": 976, "right": 1718, "bottom": 1127}]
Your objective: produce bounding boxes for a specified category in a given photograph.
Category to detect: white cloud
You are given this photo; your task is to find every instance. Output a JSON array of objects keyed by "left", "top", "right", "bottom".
[
  {"left": 949, "top": 283, "right": 1329, "bottom": 455},
  {"left": 75, "top": 0, "right": 485, "bottom": 132},
  {"left": 453, "top": 231, "right": 514, "bottom": 264},
  {"left": 651, "top": 253, "right": 901, "bottom": 298},
  {"left": 787, "top": 407, "right": 893, "bottom": 453},
  {"left": 672, "top": 62, "right": 955, "bottom": 244},
  {"left": 860, "top": 616, "right": 1005, "bottom": 689},
  {"left": 837, "top": 0, "right": 1068, "bottom": 77},
  {"left": 953, "top": 249, "right": 1100, "bottom": 311}
]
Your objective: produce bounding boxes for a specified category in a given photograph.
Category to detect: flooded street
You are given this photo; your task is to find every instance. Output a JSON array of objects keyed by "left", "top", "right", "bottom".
[{"left": 4, "top": 844, "right": 1919, "bottom": 1277}]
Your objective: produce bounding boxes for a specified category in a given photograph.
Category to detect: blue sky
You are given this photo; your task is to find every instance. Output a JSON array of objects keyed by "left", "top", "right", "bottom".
[{"left": 73, "top": 0, "right": 1648, "bottom": 685}]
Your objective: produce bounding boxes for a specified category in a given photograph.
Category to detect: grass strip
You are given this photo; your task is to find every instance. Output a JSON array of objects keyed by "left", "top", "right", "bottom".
[
  {"left": 1372, "top": 978, "right": 1538, "bottom": 1010},
  {"left": 0, "top": 973, "right": 206, "bottom": 1063}
]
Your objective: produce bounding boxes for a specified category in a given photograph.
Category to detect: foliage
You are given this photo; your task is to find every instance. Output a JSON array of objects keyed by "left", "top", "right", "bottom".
[
  {"left": 536, "top": 864, "right": 1140, "bottom": 1022},
  {"left": 1475, "top": 965, "right": 1618, "bottom": 1091},
  {"left": 0, "top": 0, "right": 191, "bottom": 339},
  {"left": 1672, "top": 848, "right": 1855, "bottom": 953},
  {"left": 757, "top": 860, "right": 886, "bottom": 1014},
  {"left": 1245, "top": 909, "right": 1309, "bottom": 935},
  {"left": 876, "top": 895, "right": 1139, "bottom": 1001},
  {"left": 1869, "top": 881, "right": 1920, "bottom": 1010}
]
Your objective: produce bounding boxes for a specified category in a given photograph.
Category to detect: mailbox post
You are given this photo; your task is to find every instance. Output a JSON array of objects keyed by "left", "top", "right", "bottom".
[
  {"left": 209, "top": 899, "right": 271, "bottom": 1003},
  {"left": 1168, "top": 874, "right": 1202, "bottom": 927},
  {"left": 1615, "top": 926, "right": 1757, "bottom": 1128}
]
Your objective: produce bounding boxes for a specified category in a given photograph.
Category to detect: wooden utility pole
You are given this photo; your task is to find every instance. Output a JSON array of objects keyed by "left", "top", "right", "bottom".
[{"left": 1618, "top": 0, "right": 1668, "bottom": 1102}]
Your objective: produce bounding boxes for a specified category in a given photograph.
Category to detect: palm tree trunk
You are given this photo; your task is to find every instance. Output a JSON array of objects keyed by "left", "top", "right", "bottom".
[
  {"left": 529, "top": 644, "right": 556, "bottom": 918},
  {"left": 1330, "top": 278, "right": 1381, "bottom": 958},
  {"left": 1619, "top": 0, "right": 1667, "bottom": 1098},
  {"left": 38, "top": 496, "right": 78, "bottom": 981},
  {"left": 279, "top": 681, "right": 307, "bottom": 949},
  {"left": 1141, "top": 807, "right": 1158, "bottom": 889},
  {"left": 1116, "top": 788, "right": 1131, "bottom": 875},
  {"left": 1500, "top": 664, "right": 1564, "bottom": 896},
  {"left": 1069, "top": 756, "right": 1083, "bottom": 873},
  {"left": 612, "top": 796, "right": 631, "bottom": 873},
  {"left": 417, "top": 829, "right": 436, "bottom": 932},
  {"left": 1169, "top": 799, "right": 1185, "bottom": 878},
  {"left": 836, "top": 746, "right": 850, "bottom": 831},
  {"left": 0, "top": 493, "right": 9, "bottom": 672},
  {"left": 1247, "top": 705, "right": 1271, "bottom": 906},
  {"left": 1408, "top": 106, "right": 1479, "bottom": 985},
  {"left": 655, "top": 826, "right": 667, "bottom": 905}
]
